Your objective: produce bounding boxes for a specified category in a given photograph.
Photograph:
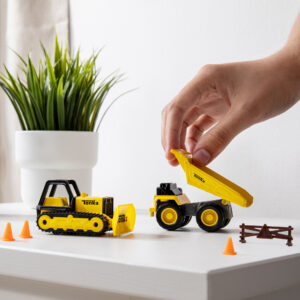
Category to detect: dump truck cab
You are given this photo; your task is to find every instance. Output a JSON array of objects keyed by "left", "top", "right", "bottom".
[
  {"left": 150, "top": 183, "right": 190, "bottom": 215},
  {"left": 150, "top": 149, "right": 252, "bottom": 232}
]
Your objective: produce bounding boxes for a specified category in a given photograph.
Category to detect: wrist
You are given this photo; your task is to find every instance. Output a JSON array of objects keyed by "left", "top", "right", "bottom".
[
  {"left": 279, "top": 45, "right": 300, "bottom": 80},
  {"left": 268, "top": 47, "right": 300, "bottom": 102}
]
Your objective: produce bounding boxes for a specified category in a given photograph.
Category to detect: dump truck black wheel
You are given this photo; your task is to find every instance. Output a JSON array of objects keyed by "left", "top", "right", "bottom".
[
  {"left": 181, "top": 216, "right": 192, "bottom": 227},
  {"left": 219, "top": 204, "right": 232, "bottom": 228},
  {"left": 156, "top": 202, "right": 183, "bottom": 230},
  {"left": 196, "top": 205, "right": 224, "bottom": 232},
  {"left": 221, "top": 218, "right": 231, "bottom": 228}
]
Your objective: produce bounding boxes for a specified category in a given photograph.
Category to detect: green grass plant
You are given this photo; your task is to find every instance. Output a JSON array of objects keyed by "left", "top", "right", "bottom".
[{"left": 0, "top": 36, "right": 126, "bottom": 131}]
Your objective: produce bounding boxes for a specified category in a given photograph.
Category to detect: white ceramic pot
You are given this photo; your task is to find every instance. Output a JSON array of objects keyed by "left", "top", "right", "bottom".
[{"left": 15, "top": 131, "right": 98, "bottom": 208}]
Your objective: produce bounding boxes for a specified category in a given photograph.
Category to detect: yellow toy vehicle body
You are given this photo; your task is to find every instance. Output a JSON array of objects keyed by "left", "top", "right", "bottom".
[
  {"left": 37, "top": 180, "right": 135, "bottom": 236},
  {"left": 150, "top": 149, "right": 253, "bottom": 232}
]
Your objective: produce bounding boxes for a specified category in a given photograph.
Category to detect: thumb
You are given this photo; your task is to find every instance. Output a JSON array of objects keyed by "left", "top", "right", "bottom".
[{"left": 192, "top": 111, "right": 246, "bottom": 165}]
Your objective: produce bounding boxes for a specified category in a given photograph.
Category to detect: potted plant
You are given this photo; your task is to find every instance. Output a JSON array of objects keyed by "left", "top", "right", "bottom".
[{"left": 0, "top": 37, "right": 126, "bottom": 208}]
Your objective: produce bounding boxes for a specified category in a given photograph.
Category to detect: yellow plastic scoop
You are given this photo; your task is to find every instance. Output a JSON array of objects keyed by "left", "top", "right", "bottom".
[
  {"left": 112, "top": 204, "right": 136, "bottom": 236},
  {"left": 171, "top": 149, "right": 253, "bottom": 207}
]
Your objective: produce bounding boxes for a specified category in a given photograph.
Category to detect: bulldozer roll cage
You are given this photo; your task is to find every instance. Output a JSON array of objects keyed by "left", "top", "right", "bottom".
[{"left": 37, "top": 180, "right": 81, "bottom": 215}]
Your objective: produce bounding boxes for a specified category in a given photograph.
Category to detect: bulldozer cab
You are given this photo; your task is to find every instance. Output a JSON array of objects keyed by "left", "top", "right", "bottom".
[{"left": 37, "top": 180, "right": 81, "bottom": 214}]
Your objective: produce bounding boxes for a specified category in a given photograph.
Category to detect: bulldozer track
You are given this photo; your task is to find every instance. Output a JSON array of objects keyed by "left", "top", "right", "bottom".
[{"left": 37, "top": 212, "right": 109, "bottom": 236}]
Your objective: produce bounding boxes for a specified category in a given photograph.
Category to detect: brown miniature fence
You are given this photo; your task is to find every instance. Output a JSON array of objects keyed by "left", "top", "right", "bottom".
[{"left": 239, "top": 223, "right": 293, "bottom": 246}]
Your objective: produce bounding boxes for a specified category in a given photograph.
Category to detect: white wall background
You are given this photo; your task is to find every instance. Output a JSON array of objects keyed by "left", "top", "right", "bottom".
[{"left": 70, "top": 0, "right": 300, "bottom": 218}]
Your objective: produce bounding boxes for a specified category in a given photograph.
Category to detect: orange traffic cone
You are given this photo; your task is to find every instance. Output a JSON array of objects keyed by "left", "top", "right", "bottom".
[
  {"left": 19, "top": 220, "right": 32, "bottom": 239},
  {"left": 223, "top": 237, "right": 237, "bottom": 255},
  {"left": 1, "top": 222, "right": 15, "bottom": 241}
]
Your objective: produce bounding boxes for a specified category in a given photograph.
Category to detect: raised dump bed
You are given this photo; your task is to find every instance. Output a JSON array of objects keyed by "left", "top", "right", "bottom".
[{"left": 171, "top": 149, "right": 253, "bottom": 208}]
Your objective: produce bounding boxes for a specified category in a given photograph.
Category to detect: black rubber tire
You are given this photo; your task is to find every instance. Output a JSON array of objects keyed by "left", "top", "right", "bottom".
[
  {"left": 156, "top": 202, "right": 183, "bottom": 231},
  {"left": 221, "top": 218, "right": 231, "bottom": 228},
  {"left": 196, "top": 205, "right": 224, "bottom": 232},
  {"left": 181, "top": 216, "right": 192, "bottom": 227}
]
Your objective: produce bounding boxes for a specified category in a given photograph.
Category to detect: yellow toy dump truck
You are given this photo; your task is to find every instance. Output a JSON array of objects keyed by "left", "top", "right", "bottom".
[
  {"left": 37, "top": 180, "right": 135, "bottom": 236},
  {"left": 150, "top": 149, "right": 253, "bottom": 232}
]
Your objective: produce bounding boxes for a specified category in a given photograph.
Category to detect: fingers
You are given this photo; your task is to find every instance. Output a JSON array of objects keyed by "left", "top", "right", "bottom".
[
  {"left": 163, "top": 103, "right": 186, "bottom": 166},
  {"left": 186, "top": 114, "right": 216, "bottom": 153},
  {"left": 192, "top": 109, "right": 248, "bottom": 165},
  {"left": 179, "top": 106, "right": 201, "bottom": 149},
  {"left": 162, "top": 78, "right": 206, "bottom": 166},
  {"left": 161, "top": 64, "right": 226, "bottom": 166}
]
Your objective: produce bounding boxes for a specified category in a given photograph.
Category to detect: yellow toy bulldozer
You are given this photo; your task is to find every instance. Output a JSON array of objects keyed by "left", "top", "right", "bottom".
[
  {"left": 149, "top": 149, "right": 253, "bottom": 232},
  {"left": 37, "top": 180, "right": 135, "bottom": 236}
]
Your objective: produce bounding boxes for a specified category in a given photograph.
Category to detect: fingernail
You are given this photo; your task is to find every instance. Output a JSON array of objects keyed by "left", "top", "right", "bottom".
[{"left": 193, "top": 149, "right": 211, "bottom": 165}]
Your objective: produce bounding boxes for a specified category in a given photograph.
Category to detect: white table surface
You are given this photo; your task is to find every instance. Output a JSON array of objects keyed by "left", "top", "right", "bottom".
[{"left": 0, "top": 203, "right": 299, "bottom": 300}]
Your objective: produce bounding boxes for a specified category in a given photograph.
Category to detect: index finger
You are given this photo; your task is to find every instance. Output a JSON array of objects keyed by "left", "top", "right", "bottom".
[{"left": 164, "top": 78, "right": 205, "bottom": 163}]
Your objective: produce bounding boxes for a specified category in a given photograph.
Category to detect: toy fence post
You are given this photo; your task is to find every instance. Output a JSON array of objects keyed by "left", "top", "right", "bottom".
[
  {"left": 287, "top": 226, "right": 293, "bottom": 246},
  {"left": 240, "top": 223, "right": 246, "bottom": 243}
]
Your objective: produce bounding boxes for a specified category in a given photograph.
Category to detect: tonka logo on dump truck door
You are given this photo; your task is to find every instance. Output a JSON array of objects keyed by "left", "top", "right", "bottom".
[{"left": 82, "top": 200, "right": 99, "bottom": 205}]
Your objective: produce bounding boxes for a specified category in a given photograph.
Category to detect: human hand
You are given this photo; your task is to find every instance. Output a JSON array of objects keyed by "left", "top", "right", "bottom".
[{"left": 162, "top": 49, "right": 300, "bottom": 166}]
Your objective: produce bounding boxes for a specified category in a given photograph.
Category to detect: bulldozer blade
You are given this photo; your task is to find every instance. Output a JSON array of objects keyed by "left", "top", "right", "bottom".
[{"left": 112, "top": 204, "right": 136, "bottom": 236}]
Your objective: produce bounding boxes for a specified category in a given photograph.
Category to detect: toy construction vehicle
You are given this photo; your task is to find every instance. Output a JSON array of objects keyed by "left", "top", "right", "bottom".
[
  {"left": 37, "top": 180, "right": 135, "bottom": 236},
  {"left": 150, "top": 149, "right": 253, "bottom": 232}
]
